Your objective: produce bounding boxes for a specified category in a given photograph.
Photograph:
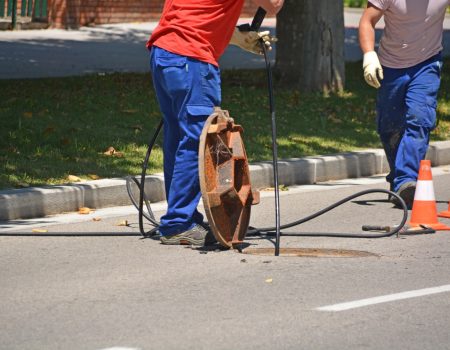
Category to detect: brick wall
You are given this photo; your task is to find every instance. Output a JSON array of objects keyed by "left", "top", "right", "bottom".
[{"left": 47, "top": 0, "right": 263, "bottom": 28}]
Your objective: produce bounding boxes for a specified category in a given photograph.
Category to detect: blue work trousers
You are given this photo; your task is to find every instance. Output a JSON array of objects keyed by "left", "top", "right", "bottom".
[
  {"left": 376, "top": 53, "right": 442, "bottom": 191},
  {"left": 149, "top": 46, "right": 221, "bottom": 236}
]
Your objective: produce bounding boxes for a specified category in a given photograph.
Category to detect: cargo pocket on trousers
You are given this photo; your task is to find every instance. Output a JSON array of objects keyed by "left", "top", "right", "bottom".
[
  {"left": 156, "top": 56, "right": 188, "bottom": 94},
  {"left": 185, "top": 104, "right": 214, "bottom": 144}
]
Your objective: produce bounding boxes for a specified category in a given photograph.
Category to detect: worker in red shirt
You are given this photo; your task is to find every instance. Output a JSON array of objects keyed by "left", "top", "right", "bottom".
[{"left": 147, "top": 0, "right": 284, "bottom": 246}]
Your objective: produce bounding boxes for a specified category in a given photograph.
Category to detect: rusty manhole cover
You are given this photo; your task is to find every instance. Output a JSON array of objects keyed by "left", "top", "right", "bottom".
[
  {"left": 199, "top": 108, "right": 259, "bottom": 249},
  {"left": 242, "top": 248, "right": 378, "bottom": 258}
]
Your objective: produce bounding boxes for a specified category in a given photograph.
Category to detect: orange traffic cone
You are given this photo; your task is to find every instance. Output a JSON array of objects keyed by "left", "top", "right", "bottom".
[
  {"left": 409, "top": 160, "right": 450, "bottom": 231},
  {"left": 438, "top": 201, "right": 450, "bottom": 219}
]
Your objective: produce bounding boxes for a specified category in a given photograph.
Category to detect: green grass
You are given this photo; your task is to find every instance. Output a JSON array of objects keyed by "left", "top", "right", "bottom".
[{"left": 1, "top": 60, "right": 449, "bottom": 190}]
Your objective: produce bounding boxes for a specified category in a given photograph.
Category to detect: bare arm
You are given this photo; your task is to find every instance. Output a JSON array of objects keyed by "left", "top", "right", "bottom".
[
  {"left": 252, "top": 0, "right": 284, "bottom": 16},
  {"left": 359, "top": 3, "right": 384, "bottom": 53}
]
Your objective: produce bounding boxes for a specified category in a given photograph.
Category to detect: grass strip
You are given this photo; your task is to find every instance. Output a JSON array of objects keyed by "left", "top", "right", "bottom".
[{"left": 0, "top": 60, "right": 449, "bottom": 190}]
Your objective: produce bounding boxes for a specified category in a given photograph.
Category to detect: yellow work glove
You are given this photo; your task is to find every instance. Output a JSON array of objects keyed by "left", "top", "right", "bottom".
[
  {"left": 230, "top": 27, "right": 277, "bottom": 55},
  {"left": 363, "top": 51, "right": 384, "bottom": 88}
]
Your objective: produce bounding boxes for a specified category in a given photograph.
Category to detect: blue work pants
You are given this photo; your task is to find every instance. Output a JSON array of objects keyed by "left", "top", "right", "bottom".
[
  {"left": 149, "top": 47, "right": 221, "bottom": 236},
  {"left": 376, "top": 53, "right": 442, "bottom": 191}
]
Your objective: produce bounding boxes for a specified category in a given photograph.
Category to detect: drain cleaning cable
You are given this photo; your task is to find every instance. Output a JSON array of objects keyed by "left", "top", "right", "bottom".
[
  {"left": 125, "top": 123, "right": 415, "bottom": 241},
  {"left": 125, "top": 9, "right": 433, "bottom": 245}
]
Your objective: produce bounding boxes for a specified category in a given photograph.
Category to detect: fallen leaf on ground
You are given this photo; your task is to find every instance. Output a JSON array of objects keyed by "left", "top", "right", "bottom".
[
  {"left": 262, "top": 187, "right": 274, "bottom": 191},
  {"left": 68, "top": 175, "right": 81, "bottom": 182},
  {"left": 103, "top": 147, "right": 124, "bottom": 157},
  {"left": 88, "top": 174, "right": 100, "bottom": 180},
  {"left": 78, "top": 207, "right": 93, "bottom": 215},
  {"left": 32, "top": 228, "right": 48, "bottom": 233},
  {"left": 265, "top": 278, "right": 273, "bottom": 283},
  {"left": 104, "top": 146, "right": 116, "bottom": 155},
  {"left": 92, "top": 217, "right": 102, "bottom": 222},
  {"left": 116, "top": 220, "right": 128, "bottom": 226},
  {"left": 261, "top": 185, "right": 289, "bottom": 192},
  {"left": 23, "top": 112, "right": 33, "bottom": 119}
]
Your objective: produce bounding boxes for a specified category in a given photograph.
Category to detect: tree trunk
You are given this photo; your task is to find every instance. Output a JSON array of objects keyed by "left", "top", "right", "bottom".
[{"left": 276, "top": 0, "right": 345, "bottom": 93}]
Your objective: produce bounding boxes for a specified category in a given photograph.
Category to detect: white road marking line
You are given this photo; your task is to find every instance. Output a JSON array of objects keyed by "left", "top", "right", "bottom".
[{"left": 317, "top": 284, "right": 450, "bottom": 312}]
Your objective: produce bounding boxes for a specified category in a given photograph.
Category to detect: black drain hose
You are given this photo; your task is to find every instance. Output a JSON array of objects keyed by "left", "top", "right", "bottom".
[
  {"left": 246, "top": 188, "right": 408, "bottom": 239},
  {"left": 260, "top": 27, "right": 282, "bottom": 255},
  {"left": 124, "top": 10, "right": 421, "bottom": 244},
  {"left": 125, "top": 119, "right": 414, "bottom": 241},
  {"left": 136, "top": 119, "right": 163, "bottom": 238}
]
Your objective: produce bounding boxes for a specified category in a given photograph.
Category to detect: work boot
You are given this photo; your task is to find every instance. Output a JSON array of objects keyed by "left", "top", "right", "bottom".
[
  {"left": 390, "top": 181, "right": 416, "bottom": 210},
  {"left": 199, "top": 222, "right": 218, "bottom": 245},
  {"left": 160, "top": 224, "right": 216, "bottom": 246}
]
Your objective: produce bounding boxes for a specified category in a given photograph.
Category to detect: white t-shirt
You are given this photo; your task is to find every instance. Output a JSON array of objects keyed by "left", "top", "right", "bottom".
[{"left": 369, "top": 0, "right": 449, "bottom": 68}]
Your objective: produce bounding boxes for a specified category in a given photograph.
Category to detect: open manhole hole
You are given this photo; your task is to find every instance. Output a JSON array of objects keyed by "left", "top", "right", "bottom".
[{"left": 242, "top": 248, "right": 378, "bottom": 258}]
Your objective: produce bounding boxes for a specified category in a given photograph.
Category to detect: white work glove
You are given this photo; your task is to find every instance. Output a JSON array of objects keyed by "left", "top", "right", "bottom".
[
  {"left": 363, "top": 51, "right": 384, "bottom": 88},
  {"left": 230, "top": 27, "right": 277, "bottom": 55}
]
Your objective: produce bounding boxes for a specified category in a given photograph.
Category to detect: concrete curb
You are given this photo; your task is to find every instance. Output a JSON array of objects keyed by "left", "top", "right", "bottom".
[{"left": 1, "top": 141, "right": 449, "bottom": 221}]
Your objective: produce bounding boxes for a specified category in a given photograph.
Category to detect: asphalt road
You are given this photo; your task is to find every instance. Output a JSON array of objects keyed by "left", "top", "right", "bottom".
[{"left": 1, "top": 168, "right": 450, "bottom": 350}]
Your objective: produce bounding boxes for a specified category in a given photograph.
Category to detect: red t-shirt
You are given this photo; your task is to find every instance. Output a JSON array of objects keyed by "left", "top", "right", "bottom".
[{"left": 147, "top": 0, "right": 245, "bottom": 66}]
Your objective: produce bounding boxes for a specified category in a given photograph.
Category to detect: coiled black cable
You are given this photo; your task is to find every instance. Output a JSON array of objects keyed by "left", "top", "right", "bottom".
[
  {"left": 125, "top": 12, "right": 432, "bottom": 245},
  {"left": 125, "top": 119, "right": 416, "bottom": 241}
]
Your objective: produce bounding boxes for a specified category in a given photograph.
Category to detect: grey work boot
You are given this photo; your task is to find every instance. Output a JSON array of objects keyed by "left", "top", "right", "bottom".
[
  {"left": 160, "top": 224, "right": 216, "bottom": 246},
  {"left": 390, "top": 181, "right": 416, "bottom": 210}
]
